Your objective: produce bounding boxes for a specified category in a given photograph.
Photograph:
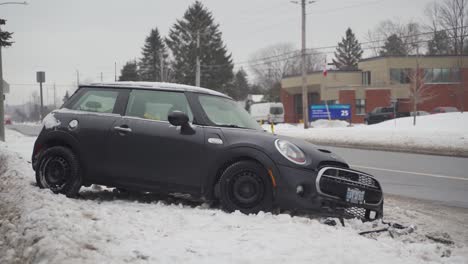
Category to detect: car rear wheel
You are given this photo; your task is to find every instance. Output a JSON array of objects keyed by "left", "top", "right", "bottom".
[
  {"left": 218, "top": 160, "right": 273, "bottom": 214},
  {"left": 36, "top": 146, "right": 82, "bottom": 197}
]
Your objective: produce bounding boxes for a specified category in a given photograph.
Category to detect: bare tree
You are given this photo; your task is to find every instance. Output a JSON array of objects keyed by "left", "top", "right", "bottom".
[
  {"left": 248, "top": 43, "right": 324, "bottom": 91},
  {"left": 427, "top": 0, "right": 468, "bottom": 55},
  {"left": 366, "top": 20, "right": 423, "bottom": 55},
  {"left": 406, "top": 59, "right": 437, "bottom": 125}
]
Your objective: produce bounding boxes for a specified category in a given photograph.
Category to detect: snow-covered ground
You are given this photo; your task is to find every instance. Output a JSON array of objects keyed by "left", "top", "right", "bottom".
[
  {"left": 264, "top": 113, "right": 468, "bottom": 156},
  {"left": 1, "top": 129, "right": 468, "bottom": 263}
]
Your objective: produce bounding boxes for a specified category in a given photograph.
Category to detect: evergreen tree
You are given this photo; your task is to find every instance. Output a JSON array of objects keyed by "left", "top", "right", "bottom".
[
  {"left": 0, "top": 19, "right": 13, "bottom": 47},
  {"left": 63, "top": 91, "right": 70, "bottom": 104},
  {"left": 138, "top": 28, "right": 168, "bottom": 82},
  {"left": 380, "top": 34, "right": 407, "bottom": 56},
  {"left": 119, "top": 61, "right": 140, "bottom": 81},
  {"left": 332, "top": 28, "right": 363, "bottom": 70},
  {"left": 226, "top": 68, "right": 250, "bottom": 100},
  {"left": 427, "top": 30, "right": 451, "bottom": 55},
  {"left": 166, "top": 1, "right": 234, "bottom": 90}
]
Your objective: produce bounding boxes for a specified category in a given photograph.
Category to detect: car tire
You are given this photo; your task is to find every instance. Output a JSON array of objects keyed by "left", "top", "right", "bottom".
[
  {"left": 218, "top": 160, "right": 273, "bottom": 214},
  {"left": 35, "top": 146, "right": 82, "bottom": 197}
]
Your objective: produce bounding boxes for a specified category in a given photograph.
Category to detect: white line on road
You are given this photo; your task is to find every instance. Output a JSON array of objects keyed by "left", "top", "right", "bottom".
[{"left": 351, "top": 165, "right": 468, "bottom": 181}]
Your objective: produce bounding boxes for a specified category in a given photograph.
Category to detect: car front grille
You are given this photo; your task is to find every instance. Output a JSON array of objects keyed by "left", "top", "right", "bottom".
[{"left": 316, "top": 167, "right": 383, "bottom": 205}]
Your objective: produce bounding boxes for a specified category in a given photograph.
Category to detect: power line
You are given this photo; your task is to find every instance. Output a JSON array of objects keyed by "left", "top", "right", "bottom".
[{"left": 201, "top": 25, "right": 468, "bottom": 69}]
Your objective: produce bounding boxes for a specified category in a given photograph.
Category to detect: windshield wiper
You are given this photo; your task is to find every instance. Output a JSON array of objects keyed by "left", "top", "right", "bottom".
[{"left": 216, "top": 124, "right": 250, "bottom": 129}]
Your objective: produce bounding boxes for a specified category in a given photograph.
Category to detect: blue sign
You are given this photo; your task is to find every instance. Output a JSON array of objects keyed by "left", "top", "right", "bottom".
[{"left": 309, "top": 104, "right": 351, "bottom": 120}]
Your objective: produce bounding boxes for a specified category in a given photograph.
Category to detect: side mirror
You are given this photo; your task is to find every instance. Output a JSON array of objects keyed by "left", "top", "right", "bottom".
[{"left": 168, "top": 111, "right": 189, "bottom": 127}]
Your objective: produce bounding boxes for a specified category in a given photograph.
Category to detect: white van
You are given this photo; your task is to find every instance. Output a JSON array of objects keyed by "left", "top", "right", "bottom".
[{"left": 249, "top": 102, "right": 284, "bottom": 123}]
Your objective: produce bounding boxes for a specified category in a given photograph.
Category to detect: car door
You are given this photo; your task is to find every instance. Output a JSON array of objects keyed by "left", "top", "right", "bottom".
[
  {"left": 106, "top": 89, "right": 205, "bottom": 194},
  {"left": 61, "top": 87, "right": 127, "bottom": 180}
]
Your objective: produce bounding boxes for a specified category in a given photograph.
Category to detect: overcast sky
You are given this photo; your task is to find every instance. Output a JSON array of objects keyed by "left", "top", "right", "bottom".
[{"left": 2, "top": 0, "right": 433, "bottom": 105}]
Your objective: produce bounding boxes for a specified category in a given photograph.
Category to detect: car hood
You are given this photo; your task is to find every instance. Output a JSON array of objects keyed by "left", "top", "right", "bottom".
[{"left": 219, "top": 127, "right": 348, "bottom": 170}]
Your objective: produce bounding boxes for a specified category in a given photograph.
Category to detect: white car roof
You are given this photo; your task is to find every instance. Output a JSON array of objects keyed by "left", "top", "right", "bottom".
[{"left": 85, "top": 82, "right": 230, "bottom": 98}]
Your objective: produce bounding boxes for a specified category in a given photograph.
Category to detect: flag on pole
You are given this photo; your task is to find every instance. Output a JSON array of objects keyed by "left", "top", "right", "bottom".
[{"left": 323, "top": 58, "right": 328, "bottom": 77}]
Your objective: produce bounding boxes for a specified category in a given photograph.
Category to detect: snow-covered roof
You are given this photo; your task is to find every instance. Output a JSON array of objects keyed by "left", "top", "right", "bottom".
[{"left": 85, "top": 82, "right": 230, "bottom": 98}]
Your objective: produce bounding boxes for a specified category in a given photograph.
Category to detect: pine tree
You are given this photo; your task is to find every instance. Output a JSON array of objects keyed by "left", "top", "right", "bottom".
[
  {"left": 225, "top": 68, "right": 250, "bottom": 100},
  {"left": 119, "top": 61, "right": 139, "bottom": 81},
  {"left": 166, "top": 1, "right": 234, "bottom": 90},
  {"left": 380, "top": 34, "right": 407, "bottom": 56},
  {"left": 138, "top": 28, "right": 168, "bottom": 82},
  {"left": 63, "top": 91, "right": 70, "bottom": 104},
  {"left": 333, "top": 28, "right": 363, "bottom": 70},
  {"left": 0, "top": 19, "right": 13, "bottom": 47},
  {"left": 427, "top": 31, "right": 451, "bottom": 55}
]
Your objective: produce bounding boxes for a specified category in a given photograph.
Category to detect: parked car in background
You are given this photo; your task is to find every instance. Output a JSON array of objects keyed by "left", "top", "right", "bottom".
[
  {"left": 410, "top": 111, "right": 430, "bottom": 116},
  {"left": 4, "top": 115, "right": 12, "bottom": 125},
  {"left": 431, "top": 106, "right": 459, "bottom": 114},
  {"left": 364, "top": 107, "right": 410, "bottom": 125},
  {"left": 249, "top": 102, "right": 284, "bottom": 123},
  {"left": 32, "top": 82, "right": 383, "bottom": 221}
]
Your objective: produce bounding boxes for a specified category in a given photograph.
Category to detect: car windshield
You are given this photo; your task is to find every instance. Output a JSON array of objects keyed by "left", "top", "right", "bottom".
[{"left": 198, "top": 95, "right": 262, "bottom": 130}]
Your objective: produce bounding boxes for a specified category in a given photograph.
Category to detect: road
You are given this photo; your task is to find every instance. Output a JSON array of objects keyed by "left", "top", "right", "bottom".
[
  {"left": 322, "top": 145, "right": 468, "bottom": 208},
  {"left": 6, "top": 124, "right": 468, "bottom": 208},
  {"left": 7, "top": 124, "right": 42, "bottom": 137}
]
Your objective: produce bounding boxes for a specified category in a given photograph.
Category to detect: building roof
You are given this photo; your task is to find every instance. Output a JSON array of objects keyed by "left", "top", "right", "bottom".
[
  {"left": 84, "top": 81, "right": 230, "bottom": 98},
  {"left": 359, "top": 54, "right": 468, "bottom": 62}
]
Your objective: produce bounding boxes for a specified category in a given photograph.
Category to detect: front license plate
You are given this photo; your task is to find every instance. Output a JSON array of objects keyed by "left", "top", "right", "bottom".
[{"left": 346, "top": 188, "right": 365, "bottom": 204}]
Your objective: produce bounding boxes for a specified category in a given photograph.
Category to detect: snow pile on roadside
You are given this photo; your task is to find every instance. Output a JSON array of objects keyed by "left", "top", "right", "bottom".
[
  {"left": 371, "top": 112, "right": 468, "bottom": 131},
  {"left": 267, "top": 113, "right": 468, "bottom": 156},
  {"left": 311, "top": 119, "right": 350, "bottom": 128},
  {"left": 1, "top": 147, "right": 467, "bottom": 263},
  {"left": 2, "top": 129, "right": 37, "bottom": 161}
]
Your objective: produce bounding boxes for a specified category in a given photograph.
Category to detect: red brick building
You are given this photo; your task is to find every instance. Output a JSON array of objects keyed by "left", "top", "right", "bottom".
[{"left": 280, "top": 55, "right": 468, "bottom": 123}]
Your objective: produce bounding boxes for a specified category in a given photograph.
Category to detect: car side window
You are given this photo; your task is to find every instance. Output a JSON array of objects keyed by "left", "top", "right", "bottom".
[
  {"left": 125, "top": 90, "right": 193, "bottom": 122},
  {"left": 70, "top": 89, "right": 119, "bottom": 113}
]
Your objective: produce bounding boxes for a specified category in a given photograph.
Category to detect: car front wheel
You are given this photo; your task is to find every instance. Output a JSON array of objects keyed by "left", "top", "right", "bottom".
[
  {"left": 36, "top": 146, "right": 82, "bottom": 197},
  {"left": 218, "top": 160, "right": 273, "bottom": 214}
]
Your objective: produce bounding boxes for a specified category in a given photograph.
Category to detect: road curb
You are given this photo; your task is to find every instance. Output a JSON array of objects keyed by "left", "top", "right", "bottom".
[{"left": 304, "top": 140, "right": 468, "bottom": 158}]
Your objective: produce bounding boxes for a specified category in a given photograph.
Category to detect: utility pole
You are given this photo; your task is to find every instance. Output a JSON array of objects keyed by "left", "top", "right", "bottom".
[
  {"left": 53, "top": 82, "right": 56, "bottom": 108},
  {"left": 100, "top": 72, "right": 103, "bottom": 82},
  {"left": 196, "top": 30, "right": 201, "bottom": 87},
  {"left": 296, "top": 0, "right": 316, "bottom": 129},
  {"left": 76, "top": 70, "right": 80, "bottom": 88},
  {"left": 114, "top": 62, "right": 117, "bottom": 82},
  {"left": 160, "top": 53, "right": 164, "bottom": 82},
  {"left": 0, "top": 22, "right": 4, "bottom": 141}
]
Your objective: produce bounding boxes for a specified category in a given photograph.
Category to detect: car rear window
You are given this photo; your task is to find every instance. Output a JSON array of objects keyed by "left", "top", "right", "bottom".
[
  {"left": 70, "top": 89, "right": 119, "bottom": 113},
  {"left": 270, "top": 106, "right": 283, "bottom": 115},
  {"left": 125, "top": 90, "right": 193, "bottom": 122}
]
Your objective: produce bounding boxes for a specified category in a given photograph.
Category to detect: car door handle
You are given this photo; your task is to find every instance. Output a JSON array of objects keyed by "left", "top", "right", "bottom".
[{"left": 114, "top": 126, "right": 132, "bottom": 133}]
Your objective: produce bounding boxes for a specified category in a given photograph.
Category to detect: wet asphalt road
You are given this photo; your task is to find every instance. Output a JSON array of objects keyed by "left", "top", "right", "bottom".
[
  {"left": 321, "top": 146, "right": 468, "bottom": 208},
  {"left": 7, "top": 124, "right": 43, "bottom": 137},
  {"left": 6, "top": 124, "right": 468, "bottom": 208}
]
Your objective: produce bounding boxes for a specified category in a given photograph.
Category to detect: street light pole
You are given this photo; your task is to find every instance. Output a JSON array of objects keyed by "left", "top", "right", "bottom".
[
  {"left": 0, "top": 1, "right": 27, "bottom": 5},
  {"left": 0, "top": 24, "right": 4, "bottom": 141},
  {"left": 0, "top": 1, "right": 28, "bottom": 141}
]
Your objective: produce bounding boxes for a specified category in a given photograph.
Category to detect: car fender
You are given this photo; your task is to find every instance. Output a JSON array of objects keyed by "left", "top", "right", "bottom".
[{"left": 33, "top": 130, "right": 84, "bottom": 170}]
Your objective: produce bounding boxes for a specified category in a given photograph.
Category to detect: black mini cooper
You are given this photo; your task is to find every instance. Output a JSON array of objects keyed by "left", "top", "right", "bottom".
[{"left": 32, "top": 82, "right": 383, "bottom": 220}]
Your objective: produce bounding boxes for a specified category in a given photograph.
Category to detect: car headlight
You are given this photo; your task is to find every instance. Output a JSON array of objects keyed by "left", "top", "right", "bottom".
[{"left": 275, "top": 139, "right": 306, "bottom": 165}]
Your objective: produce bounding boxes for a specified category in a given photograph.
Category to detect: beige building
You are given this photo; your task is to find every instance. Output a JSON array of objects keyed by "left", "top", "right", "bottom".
[{"left": 281, "top": 55, "right": 468, "bottom": 123}]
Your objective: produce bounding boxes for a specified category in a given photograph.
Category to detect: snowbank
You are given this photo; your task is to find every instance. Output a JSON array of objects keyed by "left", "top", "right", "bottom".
[
  {"left": 1, "top": 134, "right": 468, "bottom": 263},
  {"left": 264, "top": 113, "right": 468, "bottom": 157}
]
